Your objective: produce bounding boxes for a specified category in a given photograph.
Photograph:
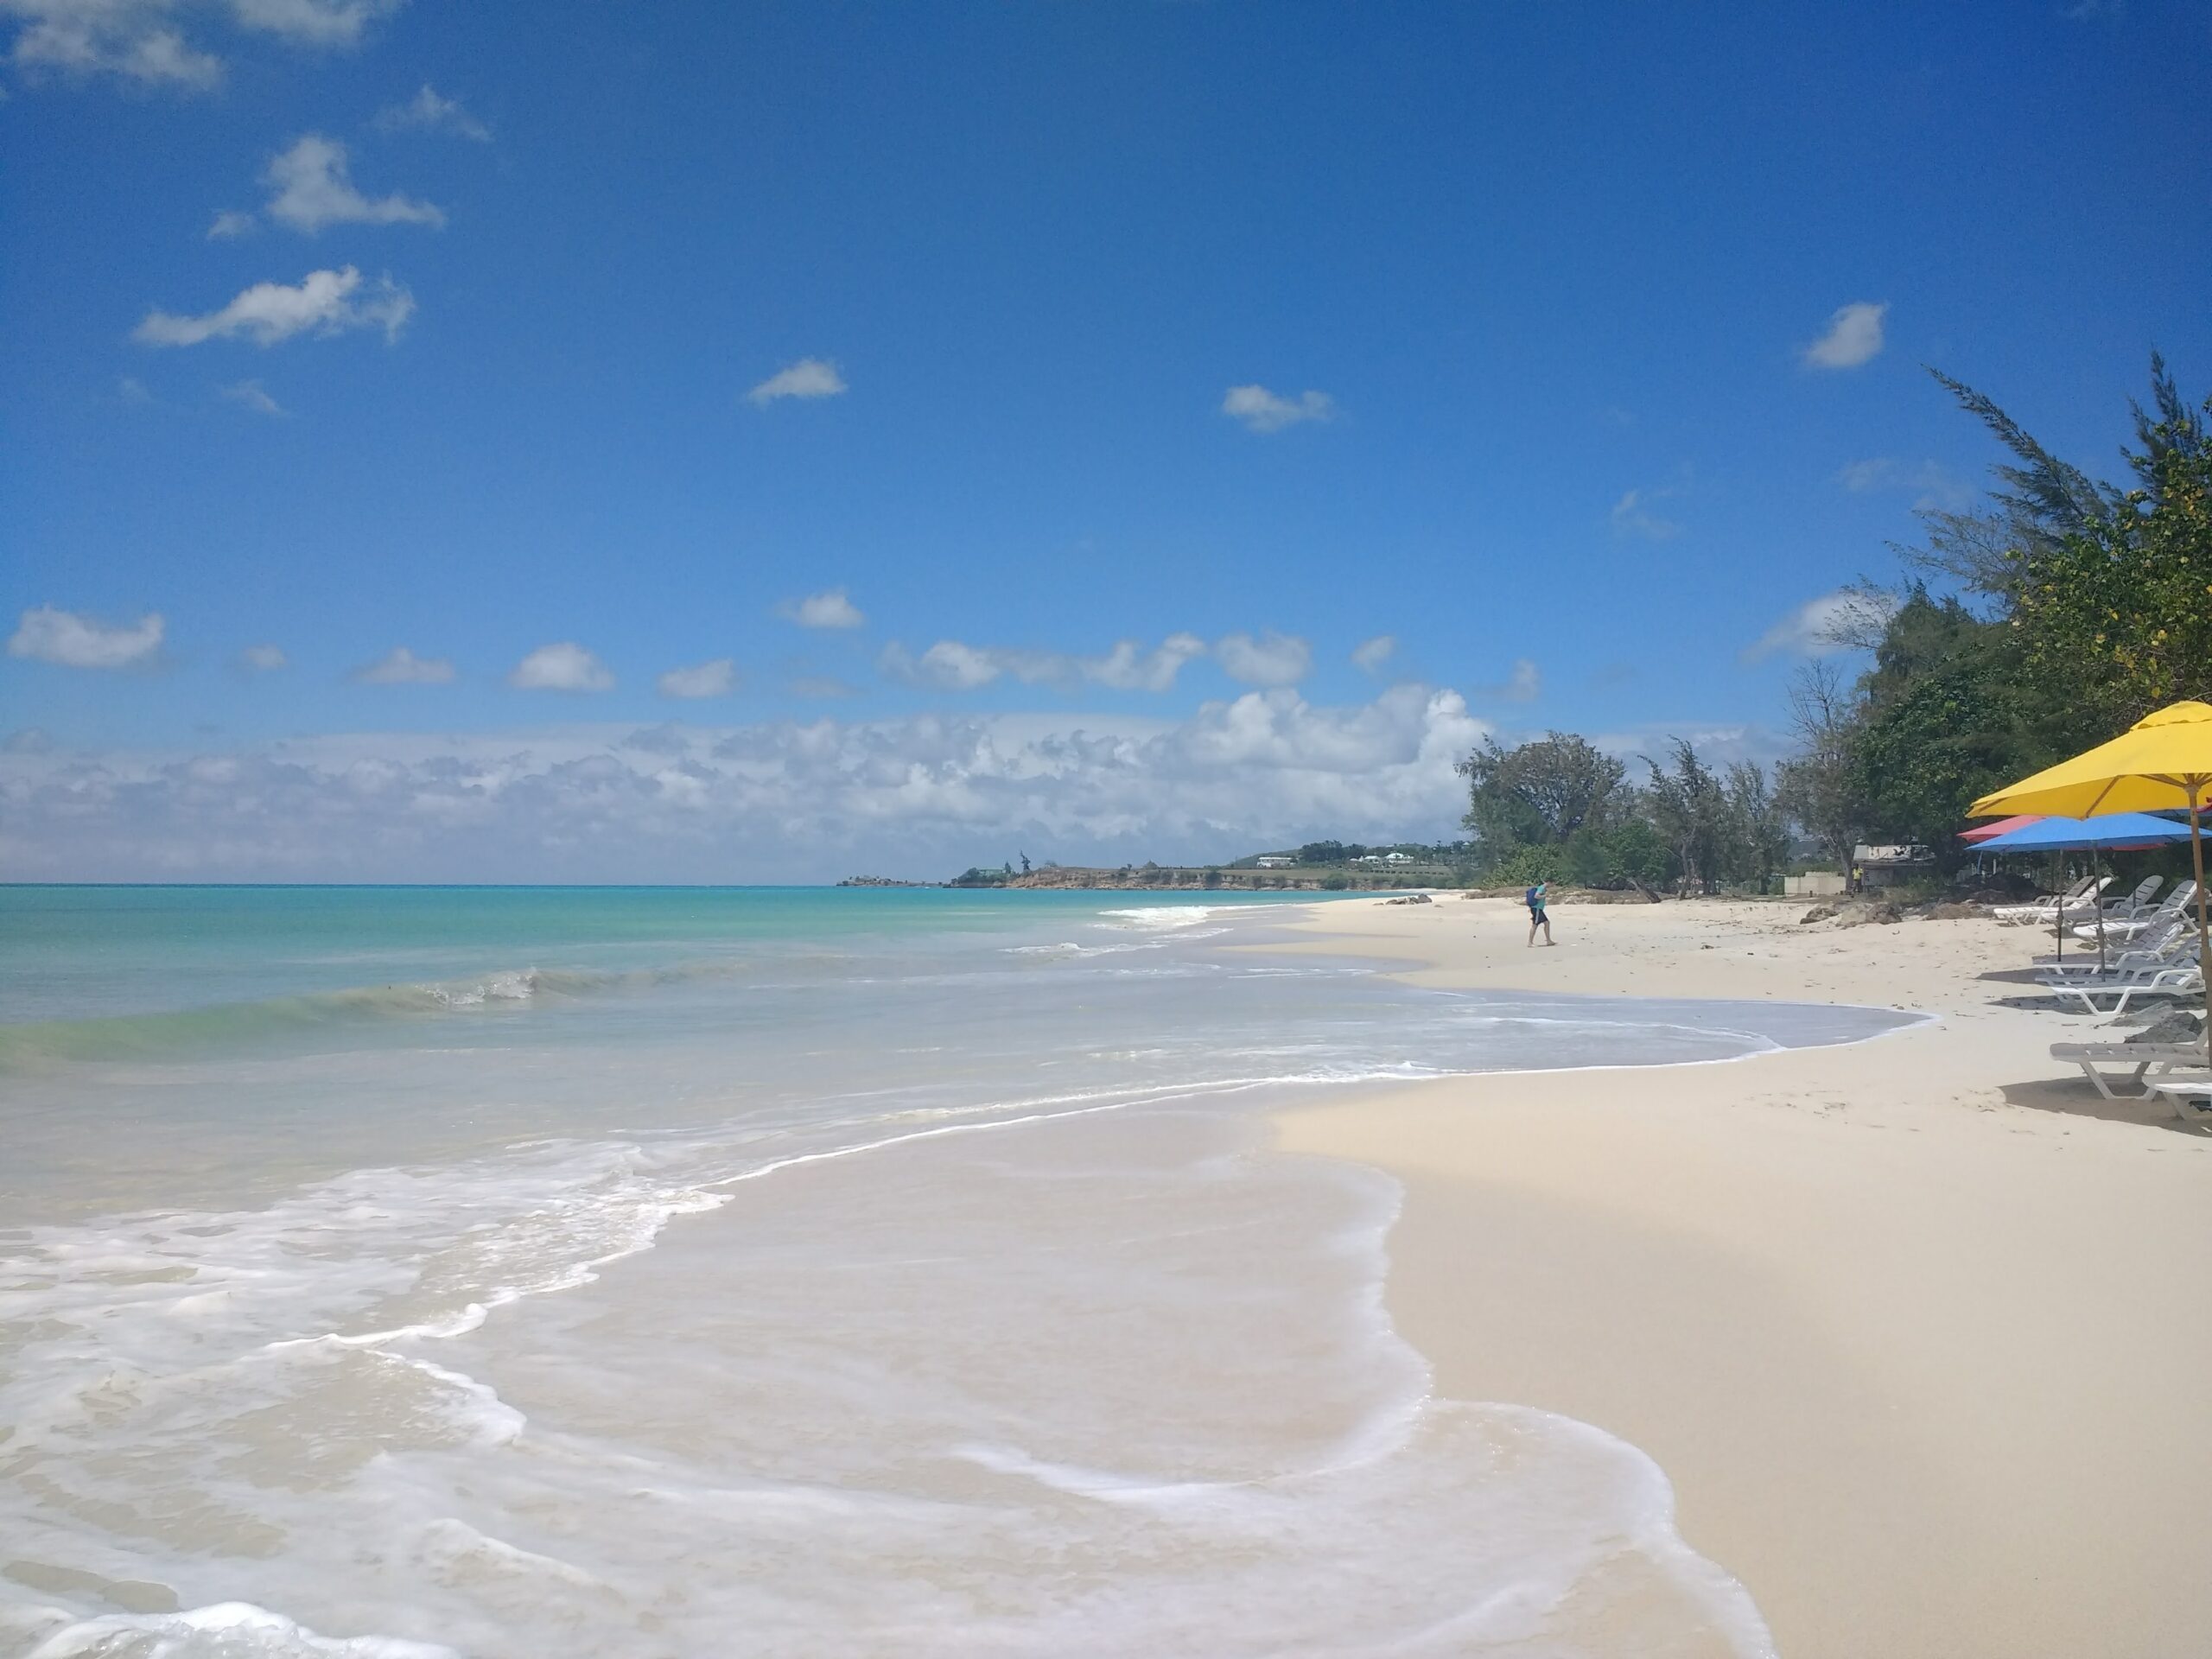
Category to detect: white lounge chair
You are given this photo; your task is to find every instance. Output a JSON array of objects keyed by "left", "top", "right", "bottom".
[
  {"left": 2045, "top": 966, "right": 2204, "bottom": 1017},
  {"left": 1995, "top": 875, "right": 2101, "bottom": 925},
  {"left": 2146, "top": 1073, "right": 2212, "bottom": 1124},
  {"left": 2050, "top": 1038, "right": 2209, "bottom": 1100},
  {"left": 2042, "top": 922, "right": 2196, "bottom": 978},
  {"left": 2097, "top": 875, "right": 2164, "bottom": 918},
  {"left": 2082, "top": 880, "right": 2201, "bottom": 944}
]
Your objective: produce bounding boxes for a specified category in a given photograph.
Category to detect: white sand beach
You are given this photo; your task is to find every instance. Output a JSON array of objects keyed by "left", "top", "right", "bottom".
[{"left": 1274, "top": 894, "right": 2212, "bottom": 1658}]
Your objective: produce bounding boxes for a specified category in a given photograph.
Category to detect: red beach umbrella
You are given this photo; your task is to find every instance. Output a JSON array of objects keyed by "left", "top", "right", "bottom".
[{"left": 1959, "top": 815, "right": 2044, "bottom": 844}]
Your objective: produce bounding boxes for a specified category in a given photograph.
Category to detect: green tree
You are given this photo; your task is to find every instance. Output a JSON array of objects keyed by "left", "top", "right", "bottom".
[
  {"left": 2012, "top": 421, "right": 2212, "bottom": 739},
  {"left": 1774, "top": 662, "right": 1866, "bottom": 877},
  {"left": 1458, "top": 733, "right": 1627, "bottom": 855},
  {"left": 1726, "top": 761, "right": 1790, "bottom": 888},
  {"left": 1642, "top": 740, "right": 1730, "bottom": 893}
]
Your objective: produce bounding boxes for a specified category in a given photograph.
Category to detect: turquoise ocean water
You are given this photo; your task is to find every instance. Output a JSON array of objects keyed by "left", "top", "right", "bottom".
[{"left": 0, "top": 886, "right": 1908, "bottom": 1657}]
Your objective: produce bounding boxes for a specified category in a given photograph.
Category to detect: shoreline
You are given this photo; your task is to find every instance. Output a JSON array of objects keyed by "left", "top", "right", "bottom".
[{"left": 1268, "top": 893, "right": 2212, "bottom": 1658}]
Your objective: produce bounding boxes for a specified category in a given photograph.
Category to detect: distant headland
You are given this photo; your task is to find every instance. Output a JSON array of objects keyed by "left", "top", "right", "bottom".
[{"left": 839, "top": 841, "right": 1475, "bottom": 892}]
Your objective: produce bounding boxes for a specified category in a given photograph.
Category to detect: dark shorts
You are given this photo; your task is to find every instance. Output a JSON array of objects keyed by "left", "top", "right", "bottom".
[{"left": 1528, "top": 905, "right": 1548, "bottom": 923}]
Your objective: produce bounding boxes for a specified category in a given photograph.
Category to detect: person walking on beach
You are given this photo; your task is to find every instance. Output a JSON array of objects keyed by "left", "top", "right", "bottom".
[{"left": 1526, "top": 879, "right": 1554, "bottom": 946}]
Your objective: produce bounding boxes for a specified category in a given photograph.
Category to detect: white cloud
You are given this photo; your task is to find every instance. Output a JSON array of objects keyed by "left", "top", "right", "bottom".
[
  {"left": 220, "top": 378, "right": 286, "bottom": 416},
  {"left": 207, "top": 208, "right": 256, "bottom": 239},
  {"left": 373, "top": 82, "right": 488, "bottom": 140},
  {"left": 263, "top": 133, "right": 443, "bottom": 232},
  {"left": 1835, "top": 456, "right": 1974, "bottom": 512},
  {"left": 1221, "top": 384, "right": 1334, "bottom": 434},
  {"left": 238, "top": 643, "right": 288, "bottom": 670},
  {"left": 658, "top": 658, "right": 735, "bottom": 699},
  {"left": 1481, "top": 658, "right": 1540, "bottom": 702},
  {"left": 226, "top": 0, "right": 401, "bottom": 46},
  {"left": 1609, "top": 487, "right": 1681, "bottom": 540},
  {"left": 117, "top": 376, "right": 153, "bottom": 404},
  {"left": 134, "top": 266, "right": 414, "bottom": 347},
  {"left": 3, "top": 0, "right": 400, "bottom": 90},
  {"left": 5, "top": 4, "right": 222, "bottom": 86},
  {"left": 1743, "top": 588, "right": 1900, "bottom": 662},
  {"left": 0, "top": 685, "right": 1491, "bottom": 881},
  {"left": 352, "top": 645, "right": 453, "bottom": 684},
  {"left": 8, "top": 605, "right": 164, "bottom": 669},
  {"left": 510, "top": 641, "right": 613, "bottom": 692},
  {"left": 1351, "top": 634, "right": 1395, "bottom": 673},
  {"left": 781, "top": 589, "right": 865, "bottom": 629},
  {"left": 3, "top": 727, "right": 54, "bottom": 753},
  {"left": 747, "top": 358, "right": 846, "bottom": 405},
  {"left": 1802, "top": 301, "right": 1887, "bottom": 370},
  {"left": 1215, "top": 631, "right": 1312, "bottom": 687},
  {"left": 880, "top": 633, "right": 1211, "bottom": 694}
]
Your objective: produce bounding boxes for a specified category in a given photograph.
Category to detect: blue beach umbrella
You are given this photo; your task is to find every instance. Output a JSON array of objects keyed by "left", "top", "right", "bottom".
[{"left": 1972, "top": 812, "right": 2194, "bottom": 853}]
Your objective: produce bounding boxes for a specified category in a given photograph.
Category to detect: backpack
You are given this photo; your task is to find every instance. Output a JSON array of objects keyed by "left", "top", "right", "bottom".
[{"left": 1525, "top": 885, "right": 1541, "bottom": 908}]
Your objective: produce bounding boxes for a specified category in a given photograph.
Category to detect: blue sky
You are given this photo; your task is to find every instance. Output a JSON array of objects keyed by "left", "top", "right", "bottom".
[{"left": 3, "top": 1, "right": 2209, "bottom": 880}]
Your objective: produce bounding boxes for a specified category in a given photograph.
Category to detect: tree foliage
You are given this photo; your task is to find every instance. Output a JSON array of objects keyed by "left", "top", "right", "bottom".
[
  {"left": 1459, "top": 733, "right": 1777, "bottom": 893},
  {"left": 1457, "top": 732, "right": 1626, "bottom": 849},
  {"left": 1823, "top": 359, "right": 2211, "bottom": 859},
  {"left": 2013, "top": 431, "right": 2212, "bottom": 738}
]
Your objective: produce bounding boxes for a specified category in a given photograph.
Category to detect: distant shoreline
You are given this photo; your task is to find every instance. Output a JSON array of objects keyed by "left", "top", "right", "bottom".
[{"left": 842, "top": 866, "right": 1431, "bottom": 893}]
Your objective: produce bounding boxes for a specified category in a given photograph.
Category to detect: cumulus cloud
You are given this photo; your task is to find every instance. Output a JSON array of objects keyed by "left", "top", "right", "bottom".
[
  {"left": 510, "top": 641, "right": 613, "bottom": 692},
  {"left": 262, "top": 133, "right": 443, "bottom": 232},
  {"left": 1215, "top": 631, "right": 1312, "bottom": 687},
  {"left": 352, "top": 645, "right": 454, "bottom": 684},
  {"left": 374, "top": 82, "right": 489, "bottom": 140},
  {"left": 880, "top": 633, "right": 1211, "bottom": 694},
  {"left": 0, "top": 684, "right": 1492, "bottom": 881},
  {"left": 1743, "top": 588, "right": 1900, "bottom": 662},
  {"left": 747, "top": 358, "right": 846, "bottom": 404},
  {"left": 238, "top": 643, "right": 288, "bottom": 671},
  {"left": 118, "top": 376, "right": 153, "bottom": 404},
  {"left": 134, "top": 266, "right": 414, "bottom": 347},
  {"left": 3, "top": 0, "right": 401, "bottom": 89},
  {"left": 207, "top": 208, "right": 255, "bottom": 239},
  {"left": 220, "top": 378, "right": 286, "bottom": 416},
  {"left": 1480, "top": 658, "right": 1541, "bottom": 702},
  {"left": 1351, "top": 635, "right": 1395, "bottom": 673},
  {"left": 1802, "top": 301, "right": 1887, "bottom": 370},
  {"left": 8, "top": 605, "right": 164, "bottom": 669},
  {"left": 1221, "top": 384, "right": 1333, "bottom": 433},
  {"left": 781, "top": 589, "right": 864, "bottom": 629},
  {"left": 658, "top": 658, "right": 735, "bottom": 699},
  {"left": 1609, "top": 487, "right": 1681, "bottom": 539},
  {"left": 3, "top": 727, "right": 54, "bottom": 753},
  {"left": 5, "top": 3, "right": 222, "bottom": 86}
]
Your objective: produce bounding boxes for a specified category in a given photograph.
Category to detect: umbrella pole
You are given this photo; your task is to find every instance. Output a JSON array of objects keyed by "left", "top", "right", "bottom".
[
  {"left": 2193, "top": 785, "right": 2210, "bottom": 1040},
  {"left": 2095, "top": 856, "right": 2108, "bottom": 970}
]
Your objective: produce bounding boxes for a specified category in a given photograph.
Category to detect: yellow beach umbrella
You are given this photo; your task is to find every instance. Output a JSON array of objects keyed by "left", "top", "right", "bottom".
[{"left": 1969, "top": 701, "right": 2212, "bottom": 1033}]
